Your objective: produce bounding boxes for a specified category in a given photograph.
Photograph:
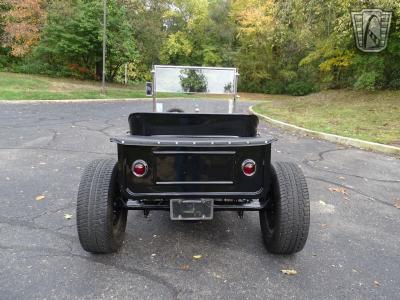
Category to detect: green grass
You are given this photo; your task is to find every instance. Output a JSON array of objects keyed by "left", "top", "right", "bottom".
[
  {"left": 253, "top": 90, "right": 400, "bottom": 146},
  {"left": 0, "top": 72, "right": 185, "bottom": 100}
]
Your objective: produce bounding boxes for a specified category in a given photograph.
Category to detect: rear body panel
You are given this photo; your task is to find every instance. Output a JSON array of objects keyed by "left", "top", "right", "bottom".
[
  {"left": 154, "top": 150, "right": 235, "bottom": 184},
  {"left": 117, "top": 143, "right": 271, "bottom": 200},
  {"left": 111, "top": 113, "right": 275, "bottom": 210}
]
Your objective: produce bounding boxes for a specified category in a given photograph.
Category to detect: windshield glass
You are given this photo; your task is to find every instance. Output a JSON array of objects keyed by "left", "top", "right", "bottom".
[{"left": 154, "top": 66, "right": 236, "bottom": 95}]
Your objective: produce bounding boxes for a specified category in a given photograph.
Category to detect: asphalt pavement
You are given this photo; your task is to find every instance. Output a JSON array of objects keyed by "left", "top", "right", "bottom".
[{"left": 0, "top": 99, "right": 399, "bottom": 299}]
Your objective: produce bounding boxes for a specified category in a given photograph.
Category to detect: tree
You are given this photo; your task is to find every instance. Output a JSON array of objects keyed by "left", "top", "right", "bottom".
[
  {"left": 231, "top": 0, "right": 277, "bottom": 92},
  {"left": 2, "top": 0, "right": 47, "bottom": 57},
  {"left": 0, "top": 1, "right": 11, "bottom": 66},
  {"left": 35, "top": 0, "right": 138, "bottom": 80},
  {"left": 1, "top": 0, "right": 400, "bottom": 92},
  {"left": 122, "top": 0, "right": 169, "bottom": 70},
  {"left": 180, "top": 69, "right": 208, "bottom": 92},
  {"left": 160, "top": 0, "right": 235, "bottom": 67}
]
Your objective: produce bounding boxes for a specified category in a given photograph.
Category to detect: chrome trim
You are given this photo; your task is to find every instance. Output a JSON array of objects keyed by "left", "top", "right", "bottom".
[
  {"left": 154, "top": 65, "right": 237, "bottom": 72},
  {"left": 242, "top": 159, "right": 256, "bottom": 177},
  {"left": 150, "top": 135, "right": 240, "bottom": 138},
  {"left": 125, "top": 187, "right": 264, "bottom": 198},
  {"left": 156, "top": 181, "right": 234, "bottom": 185},
  {"left": 110, "top": 136, "right": 277, "bottom": 147},
  {"left": 153, "top": 151, "right": 236, "bottom": 155},
  {"left": 132, "top": 159, "right": 148, "bottom": 177}
]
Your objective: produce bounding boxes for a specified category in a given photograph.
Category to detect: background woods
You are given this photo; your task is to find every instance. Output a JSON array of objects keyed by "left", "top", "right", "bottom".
[{"left": 0, "top": 0, "right": 399, "bottom": 95}]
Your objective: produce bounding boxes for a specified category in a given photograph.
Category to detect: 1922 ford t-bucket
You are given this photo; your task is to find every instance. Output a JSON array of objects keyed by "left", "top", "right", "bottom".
[{"left": 76, "top": 112, "right": 310, "bottom": 255}]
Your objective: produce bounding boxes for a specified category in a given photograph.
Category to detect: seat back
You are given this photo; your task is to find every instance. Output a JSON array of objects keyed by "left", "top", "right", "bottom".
[{"left": 128, "top": 113, "right": 259, "bottom": 137}]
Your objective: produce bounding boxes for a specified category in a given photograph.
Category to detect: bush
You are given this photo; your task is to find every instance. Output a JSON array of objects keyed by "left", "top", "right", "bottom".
[
  {"left": 10, "top": 60, "right": 72, "bottom": 78},
  {"left": 388, "top": 70, "right": 400, "bottom": 89},
  {"left": 388, "top": 78, "right": 400, "bottom": 90},
  {"left": 285, "top": 81, "right": 315, "bottom": 96},
  {"left": 0, "top": 55, "right": 7, "bottom": 69},
  {"left": 354, "top": 72, "right": 378, "bottom": 90},
  {"left": 258, "top": 80, "right": 315, "bottom": 96},
  {"left": 263, "top": 81, "right": 286, "bottom": 94}
]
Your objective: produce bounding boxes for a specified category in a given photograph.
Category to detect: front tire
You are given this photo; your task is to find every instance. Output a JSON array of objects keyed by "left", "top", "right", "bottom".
[
  {"left": 76, "top": 159, "right": 127, "bottom": 254},
  {"left": 260, "top": 162, "right": 310, "bottom": 254}
]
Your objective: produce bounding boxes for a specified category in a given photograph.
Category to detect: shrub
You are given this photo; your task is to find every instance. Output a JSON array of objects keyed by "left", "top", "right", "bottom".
[
  {"left": 354, "top": 72, "right": 378, "bottom": 90},
  {"left": 285, "top": 81, "right": 315, "bottom": 96},
  {"left": 0, "top": 55, "right": 7, "bottom": 69},
  {"left": 10, "top": 60, "right": 72, "bottom": 78},
  {"left": 263, "top": 81, "right": 286, "bottom": 94},
  {"left": 388, "top": 78, "right": 400, "bottom": 90}
]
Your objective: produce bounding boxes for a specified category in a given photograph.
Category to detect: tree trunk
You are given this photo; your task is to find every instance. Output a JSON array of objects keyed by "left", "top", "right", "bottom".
[{"left": 96, "top": 61, "right": 102, "bottom": 81}]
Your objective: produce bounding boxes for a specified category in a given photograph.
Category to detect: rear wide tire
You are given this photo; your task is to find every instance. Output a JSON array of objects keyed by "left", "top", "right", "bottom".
[
  {"left": 260, "top": 162, "right": 310, "bottom": 254},
  {"left": 76, "top": 159, "right": 127, "bottom": 254}
]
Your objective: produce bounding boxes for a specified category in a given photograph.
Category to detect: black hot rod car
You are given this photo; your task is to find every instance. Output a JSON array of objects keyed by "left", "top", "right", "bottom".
[{"left": 76, "top": 113, "right": 310, "bottom": 255}]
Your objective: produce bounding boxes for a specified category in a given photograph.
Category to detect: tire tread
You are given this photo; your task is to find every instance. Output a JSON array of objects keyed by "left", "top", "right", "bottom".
[
  {"left": 260, "top": 162, "right": 310, "bottom": 254},
  {"left": 76, "top": 158, "right": 127, "bottom": 253}
]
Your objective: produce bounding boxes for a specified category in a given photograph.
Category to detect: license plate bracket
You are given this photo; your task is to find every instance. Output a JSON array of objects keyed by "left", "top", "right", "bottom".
[{"left": 170, "top": 199, "right": 214, "bottom": 220}]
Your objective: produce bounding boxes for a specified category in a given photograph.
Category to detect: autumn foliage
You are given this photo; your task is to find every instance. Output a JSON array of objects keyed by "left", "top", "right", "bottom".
[
  {"left": 3, "top": 0, "right": 46, "bottom": 57},
  {"left": 0, "top": 0, "right": 399, "bottom": 92}
]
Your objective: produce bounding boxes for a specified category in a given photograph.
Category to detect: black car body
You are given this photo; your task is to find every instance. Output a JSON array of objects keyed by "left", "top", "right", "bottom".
[
  {"left": 77, "top": 113, "right": 310, "bottom": 255},
  {"left": 111, "top": 113, "right": 274, "bottom": 213}
]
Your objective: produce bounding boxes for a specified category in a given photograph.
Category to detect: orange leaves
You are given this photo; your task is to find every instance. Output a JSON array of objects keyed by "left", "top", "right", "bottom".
[
  {"left": 232, "top": 0, "right": 276, "bottom": 37},
  {"left": 3, "top": 0, "right": 47, "bottom": 57},
  {"left": 328, "top": 187, "right": 349, "bottom": 195},
  {"left": 394, "top": 200, "right": 400, "bottom": 209}
]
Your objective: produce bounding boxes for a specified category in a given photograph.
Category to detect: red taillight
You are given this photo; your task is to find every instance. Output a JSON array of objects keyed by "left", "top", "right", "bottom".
[
  {"left": 132, "top": 160, "right": 148, "bottom": 177},
  {"left": 242, "top": 159, "right": 256, "bottom": 176}
]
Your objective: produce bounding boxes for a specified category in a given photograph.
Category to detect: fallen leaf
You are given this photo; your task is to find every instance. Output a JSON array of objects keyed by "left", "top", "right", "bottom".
[
  {"left": 64, "top": 214, "right": 72, "bottom": 220},
  {"left": 319, "top": 200, "right": 326, "bottom": 206},
  {"left": 213, "top": 272, "right": 222, "bottom": 279},
  {"left": 394, "top": 201, "right": 400, "bottom": 209},
  {"left": 281, "top": 269, "right": 297, "bottom": 275},
  {"left": 193, "top": 255, "right": 202, "bottom": 260},
  {"left": 180, "top": 264, "right": 190, "bottom": 271},
  {"left": 35, "top": 195, "right": 45, "bottom": 201},
  {"left": 328, "top": 187, "right": 349, "bottom": 195},
  {"left": 374, "top": 280, "right": 380, "bottom": 287},
  {"left": 352, "top": 269, "right": 358, "bottom": 273}
]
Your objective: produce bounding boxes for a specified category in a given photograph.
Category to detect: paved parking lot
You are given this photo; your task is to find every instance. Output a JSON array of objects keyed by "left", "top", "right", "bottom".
[{"left": 0, "top": 99, "right": 399, "bottom": 299}]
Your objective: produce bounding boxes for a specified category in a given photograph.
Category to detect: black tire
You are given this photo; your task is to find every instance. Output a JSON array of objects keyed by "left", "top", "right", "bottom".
[
  {"left": 76, "top": 158, "right": 127, "bottom": 254},
  {"left": 260, "top": 162, "right": 310, "bottom": 254}
]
